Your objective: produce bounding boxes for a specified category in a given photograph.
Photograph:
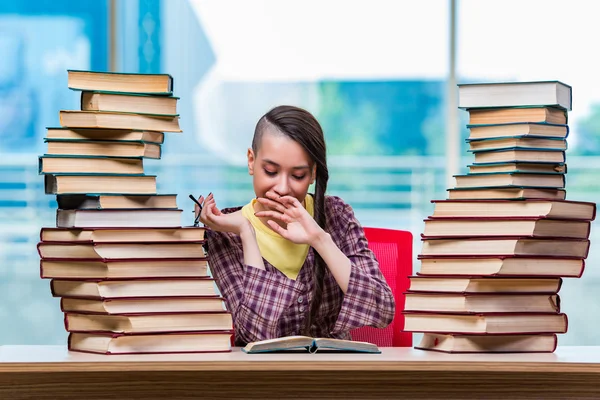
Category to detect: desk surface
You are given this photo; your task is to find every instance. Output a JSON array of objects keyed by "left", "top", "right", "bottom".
[
  {"left": 2, "top": 346, "right": 600, "bottom": 399},
  {"left": 1, "top": 345, "right": 600, "bottom": 373}
]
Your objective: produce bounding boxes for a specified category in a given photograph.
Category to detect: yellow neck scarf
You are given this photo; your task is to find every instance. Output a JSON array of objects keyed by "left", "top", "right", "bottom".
[{"left": 241, "top": 195, "right": 314, "bottom": 280}]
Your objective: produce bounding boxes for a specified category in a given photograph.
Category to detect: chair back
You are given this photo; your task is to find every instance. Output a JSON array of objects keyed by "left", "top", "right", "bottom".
[{"left": 350, "top": 227, "right": 412, "bottom": 347}]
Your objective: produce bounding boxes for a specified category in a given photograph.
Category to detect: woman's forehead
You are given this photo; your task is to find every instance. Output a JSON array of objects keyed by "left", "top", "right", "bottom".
[{"left": 257, "top": 131, "right": 312, "bottom": 165}]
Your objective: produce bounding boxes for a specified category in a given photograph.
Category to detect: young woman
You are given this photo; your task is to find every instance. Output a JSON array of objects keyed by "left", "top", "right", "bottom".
[{"left": 195, "top": 105, "right": 395, "bottom": 345}]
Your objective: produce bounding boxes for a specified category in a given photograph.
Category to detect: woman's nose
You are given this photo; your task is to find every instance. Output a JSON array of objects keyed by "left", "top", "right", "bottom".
[{"left": 273, "top": 176, "right": 290, "bottom": 196}]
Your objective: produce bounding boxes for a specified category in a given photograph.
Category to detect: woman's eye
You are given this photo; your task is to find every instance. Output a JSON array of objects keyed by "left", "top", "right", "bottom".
[
  {"left": 264, "top": 169, "right": 276, "bottom": 176},
  {"left": 293, "top": 175, "right": 306, "bottom": 180}
]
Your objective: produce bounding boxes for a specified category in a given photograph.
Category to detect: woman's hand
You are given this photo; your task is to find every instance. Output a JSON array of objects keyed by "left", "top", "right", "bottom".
[
  {"left": 196, "top": 193, "right": 252, "bottom": 235},
  {"left": 255, "top": 191, "right": 326, "bottom": 246}
]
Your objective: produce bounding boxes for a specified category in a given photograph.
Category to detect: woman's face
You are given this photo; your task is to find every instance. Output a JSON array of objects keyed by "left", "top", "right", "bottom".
[{"left": 247, "top": 128, "right": 315, "bottom": 207}]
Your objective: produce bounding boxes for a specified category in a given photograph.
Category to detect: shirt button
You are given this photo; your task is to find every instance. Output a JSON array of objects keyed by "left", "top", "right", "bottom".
[
  {"left": 299, "top": 306, "right": 305, "bottom": 312},
  {"left": 298, "top": 296, "right": 304, "bottom": 303}
]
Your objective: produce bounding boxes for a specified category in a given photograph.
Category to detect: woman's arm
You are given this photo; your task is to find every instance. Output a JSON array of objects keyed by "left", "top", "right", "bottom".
[
  {"left": 328, "top": 197, "right": 396, "bottom": 334},
  {"left": 208, "top": 230, "right": 304, "bottom": 344},
  {"left": 310, "top": 231, "right": 351, "bottom": 293}
]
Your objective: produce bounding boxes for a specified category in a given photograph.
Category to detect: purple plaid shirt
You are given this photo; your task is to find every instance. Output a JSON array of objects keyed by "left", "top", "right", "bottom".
[{"left": 207, "top": 195, "right": 395, "bottom": 345}]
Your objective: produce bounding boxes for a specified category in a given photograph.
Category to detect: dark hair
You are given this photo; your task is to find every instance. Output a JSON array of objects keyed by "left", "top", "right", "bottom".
[{"left": 252, "top": 105, "right": 329, "bottom": 335}]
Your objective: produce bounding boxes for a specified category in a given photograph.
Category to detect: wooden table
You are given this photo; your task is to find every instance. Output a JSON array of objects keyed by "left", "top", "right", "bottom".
[{"left": 1, "top": 345, "right": 599, "bottom": 399}]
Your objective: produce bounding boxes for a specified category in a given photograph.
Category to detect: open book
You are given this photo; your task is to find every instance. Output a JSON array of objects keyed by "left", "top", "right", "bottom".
[{"left": 242, "top": 336, "right": 380, "bottom": 354}]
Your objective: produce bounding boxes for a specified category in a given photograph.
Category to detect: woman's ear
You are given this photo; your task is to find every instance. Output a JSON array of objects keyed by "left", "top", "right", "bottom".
[
  {"left": 310, "top": 165, "right": 317, "bottom": 184},
  {"left": 247, "top": 148, "right": 255, "bottom": 175}
]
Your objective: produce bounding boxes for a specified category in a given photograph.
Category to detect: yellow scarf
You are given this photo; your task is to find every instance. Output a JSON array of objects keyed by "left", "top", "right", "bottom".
[{"left": 241, "top": 195, "right": 314, "bottom": 280}]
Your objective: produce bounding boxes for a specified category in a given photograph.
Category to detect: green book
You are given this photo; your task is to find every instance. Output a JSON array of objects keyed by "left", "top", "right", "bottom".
[{"left": 67, "top": 70, "right": 174, "bottom": 95}]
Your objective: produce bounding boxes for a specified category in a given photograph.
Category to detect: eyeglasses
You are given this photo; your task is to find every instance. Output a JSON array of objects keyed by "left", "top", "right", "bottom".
[{"left": 189, "top": 194, "right": 203, "bottom": 227}]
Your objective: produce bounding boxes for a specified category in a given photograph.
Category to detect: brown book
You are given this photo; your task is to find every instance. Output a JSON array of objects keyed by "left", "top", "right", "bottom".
[
  {"left": 46, "top": 127, "right": 164, "bottom": 144},
  {"left": 61, "top": 297, "right": 226, "bottom": 314},
  {"left": 39, "top": 156, "right": 144, "bottom": 174},
  {"left": 453, "top": 173, "right": 565, "bottom": 189},
  {"left": 417, "top": 257, "right": 585, "bottom": 277},
  {"left": 68, "top": 70, "right": 173, "bottom": 95},
  {"left": 469, "top": 137, "right": 567, "bottom": 152},
  {"left": 41, "top": 227, "right": 205, "bottom": 242},
  {"left": 59, "top": 110, "right": 181, "bottom": 132},
  {"left": 64, "top": 312, "right": 233, "bottom": 333},
  {"left": 422, "top": 217, "right": 590, "bottom": 239},
  {"left": 403, "top": 312, "right": 568, "bottom": 334},
  {"left": 38, "top": 241, "right": 205, "bottom": 260},
  {"left": 468, "top": 162, "right": 566, "bottom": 174},
  {"left": 45, "top": 139, "right": 161, "bottom": 159},
  {"left": 416, "top": 333, "right": 557, "bottom": 353},
  {"left": 57, "top": 194, "right": 177, "bottom": 210},
  {"left": 473, "top": 149, "right": 565, "bottom": 164},
  {"left": 408, "top": 276, "right": 562, "bottom": 293},
  {"left": 431, "top": 199, "right": 596, "bottom": 220},
  {"left": 45, "top": 174, "right": 156, "bottom": 195},
  {"left": 50, "top": 279, "right": 219, "bottom": 299},
  {"left": 68, "top": 331, "right": 232, "bottom": 354},
  {"left": 447, "top": 187, "right": 566, "bottom": 200},
  {"left": 420, "top": 237, "right": 589, "bottom": 258},
  {"left": 404, "top": 293, "right": 560, "bottom": 313},
  {"left": 40, "top": 258, "right": 209, "bottom": 279},
  {"left": 81, "top": 91, "right": 178, "bottom": 115},
  {"left": 468, "top": 107, "right": 567, "bottom": 125},
  {"left": 55, "top": 209, "right": 182, "bottom": 228},
  {"left": 467, "top": 123, "right": 568, "bottom": 140}
]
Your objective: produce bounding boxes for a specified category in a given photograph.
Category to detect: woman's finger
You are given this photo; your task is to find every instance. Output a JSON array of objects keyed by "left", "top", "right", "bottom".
[
  {"left": 277, "top": 195, "right": 302, "bottom": 208},
  {"left": 194, "top": 195, "right": 205, "bottom": 216},
  {"left": 256, "top": 197, "right": 287, "bottom": 213},
  {"left": 254, "top": 210, "right": 293, "bottom": 223},
  {"left": 264, "top": 191, "right": 291, "bottom": 207},
  {"left": 266, "top": 220, "right": 288, "bottom": 237}
]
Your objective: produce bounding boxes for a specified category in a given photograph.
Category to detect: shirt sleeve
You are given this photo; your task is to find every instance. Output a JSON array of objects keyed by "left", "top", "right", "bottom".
[
  {"left": 207, "top": 230, "right": 304, "bottom": 344},
  {"left": 328, "top": 198, "right": 396, "bottom": 334}
]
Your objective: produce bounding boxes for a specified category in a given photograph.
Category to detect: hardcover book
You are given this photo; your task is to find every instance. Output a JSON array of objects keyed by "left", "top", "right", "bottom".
[
  {"left": 407, "top": 276, "right": 562, "bottom": 293},
  {"left": 403, "top": 312, "right": 568, "bottom": 334},
  {"left": 41, "top": 227, "right": 205, "bottom": 242},
  {"left": 68, "top": 331, "right": 233, "bottom": 354},
  {"left": 430, "top": 199, "right": 596, "bottom": 220},
  {"left": 416, "top": 333, "right": 557, "bottom": 353},
  {"left": 46, "top": 127, "right": 165, "bottom": 144},
  {"left": 40, "top": 258, "right": 210, "bottom": 279},
  {"left": 56, "top": 194, "right": 177, "bottom": 210},
  {"left": 458, "top": 81, "right": 572, "bottom": 110},
  {"left": 68, "top": 70, "right": 174, "bottom": 95},
  {"left": 45, "top": 174, "right": 157, "bottom": 195},
  {"left": 416, "top": 256, "right": 585, "bottom": 277},
  {"left": 50, "top": 278, "right": 219, "bottom": 299}
]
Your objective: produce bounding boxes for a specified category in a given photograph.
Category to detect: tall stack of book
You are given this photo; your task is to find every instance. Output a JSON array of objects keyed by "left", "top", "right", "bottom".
[
  {"left": 37, "top": 70, "right": 233, "bottom": 354},
  {"left": 406, "top": 81, "right": 596, "bottom": 353}
]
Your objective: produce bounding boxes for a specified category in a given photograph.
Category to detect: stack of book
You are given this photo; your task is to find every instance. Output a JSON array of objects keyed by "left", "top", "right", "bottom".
[
  {"left": 37, "top": 70, "right": 233, "bottom": 354},
  {"left": 406, "top": 81, "right": 596, "bottom": 353}
]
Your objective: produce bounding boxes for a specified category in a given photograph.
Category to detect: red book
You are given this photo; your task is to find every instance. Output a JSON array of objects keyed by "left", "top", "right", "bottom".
[
  {"left": 64, "top": 312, "right": 234, "bottom": 334},
  {"left": 37, "top": 241, "right": 206, "bottom": 260},
  {"left": 68, "top": 331, "right": 233, "bottom": 355},
  {"left": 403, "top": 312, "right": 568, "bottom": 334},
  {"left": 415, "top": 333, "right": 558, "bottom": 353},
  {"left": 416, "top": 256, "right": 584, "bottom": 278}
]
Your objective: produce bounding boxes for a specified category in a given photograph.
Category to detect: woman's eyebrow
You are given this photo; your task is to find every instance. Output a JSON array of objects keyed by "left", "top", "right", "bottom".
[{"left": 263, "top": 159, "right": 310, "bottom": 170}]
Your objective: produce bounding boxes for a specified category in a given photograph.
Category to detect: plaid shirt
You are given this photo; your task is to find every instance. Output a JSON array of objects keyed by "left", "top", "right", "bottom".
[{"left": 207, "top": 195, "right": 395, "bottom": 345}]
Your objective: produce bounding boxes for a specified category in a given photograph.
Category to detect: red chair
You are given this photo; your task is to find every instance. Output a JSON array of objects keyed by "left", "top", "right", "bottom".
[{"left": 350, "top": 227, "right": 413, "bottom": 347}]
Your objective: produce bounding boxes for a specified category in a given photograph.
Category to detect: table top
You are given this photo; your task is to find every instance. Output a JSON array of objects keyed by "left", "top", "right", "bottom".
[{"left": 1, "top": 345, "right": 600, "bottom": 373}]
